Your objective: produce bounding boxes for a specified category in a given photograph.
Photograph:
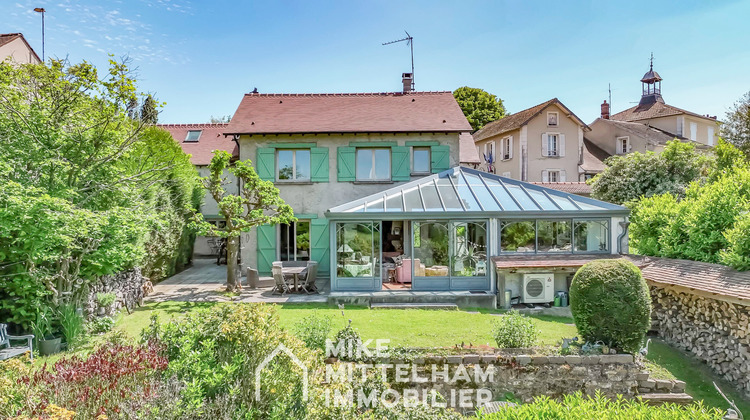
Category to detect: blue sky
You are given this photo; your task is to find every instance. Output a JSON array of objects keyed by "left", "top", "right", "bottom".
[{"left": 5, "top": 0, "right": 750, "bottom": 124}]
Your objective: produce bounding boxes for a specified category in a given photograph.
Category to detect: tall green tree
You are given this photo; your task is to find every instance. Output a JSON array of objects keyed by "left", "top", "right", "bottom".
[
  {"left": 0, "top": 58, "right": 199, "bottom": 329},
  {"left": 141, "top": 94, "right": 159, "bottom": 124},
  {"left": 191, "top": 151, "right": 295, "bottom": 292},
  {"left": 722, "top": 91, "right": 750, "bottom": 155},
  {"left": 453, "top": 86, "right": 507, "bottom": 131},
  {"left": 589, "top": 140, "right": 711, "bottom": 205}
]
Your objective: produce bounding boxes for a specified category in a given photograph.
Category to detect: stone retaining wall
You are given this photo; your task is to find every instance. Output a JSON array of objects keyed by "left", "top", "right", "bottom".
[
  {"left": 650, "top": 285, "right": 750, "bottom": 397},
  {"left": 84, "top": 268, "right": 145, "bottom": 319},
  {"left": 331, "top": 353, "right": 685, "bottom": 405}
]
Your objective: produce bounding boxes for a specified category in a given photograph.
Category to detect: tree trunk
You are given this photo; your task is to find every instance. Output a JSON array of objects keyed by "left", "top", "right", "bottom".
[{"left": 226, "top": 236, "right": 241, "bottom": 292}]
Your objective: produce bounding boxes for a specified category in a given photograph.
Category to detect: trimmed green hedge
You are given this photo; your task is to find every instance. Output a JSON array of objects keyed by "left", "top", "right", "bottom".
[{"left": 569, "top": 259, "right": 651, "bottom": 354}]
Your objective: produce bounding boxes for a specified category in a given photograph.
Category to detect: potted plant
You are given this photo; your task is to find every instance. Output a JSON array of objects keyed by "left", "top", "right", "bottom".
[
  {"left": 96, "top": 292, "right": 116, "bottom": 316},
  {"left": 32, "top": 309, "right": 61, "bottom": 356}
]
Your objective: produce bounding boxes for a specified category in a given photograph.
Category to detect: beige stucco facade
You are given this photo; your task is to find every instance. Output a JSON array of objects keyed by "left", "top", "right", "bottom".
[
  {"left": 640, "top": 115, "right": 719, "bottom": 146},
  {"left": 237, "top": 132, "right": 461, "bottom": 273},
  {"left": 0, "top": 37, "right": 41, "bottom": 64},
  {"left": 587, "top": 119, "right": 659, "bottom": 156},
  {"left": 474, "top": 103, "right": 585, "bottom": 182}
]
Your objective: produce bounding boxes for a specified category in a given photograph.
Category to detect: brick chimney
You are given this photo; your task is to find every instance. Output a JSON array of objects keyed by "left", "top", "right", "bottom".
[
  {"left": 601, "top": 100, "right": 610, "bottom": 119},
  {"left": 402, "top": 72, "right": 413, "bottom": 93}
]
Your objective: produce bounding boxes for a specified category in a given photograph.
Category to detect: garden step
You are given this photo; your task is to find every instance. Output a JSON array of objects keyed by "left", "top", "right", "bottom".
[
  {"left": 638, "top": 393, "right": 693, "bottom": 406},
  {"left": 370, "top": 303, "right": 459, "bottom": 310}
]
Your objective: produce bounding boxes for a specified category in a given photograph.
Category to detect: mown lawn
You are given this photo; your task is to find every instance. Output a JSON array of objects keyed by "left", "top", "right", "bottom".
[
  {"left": 115, "top": 301, "right": 577, "bottom": 348},
  {"left": 645, "top": 338, "right": 750, "bottom": 415}
]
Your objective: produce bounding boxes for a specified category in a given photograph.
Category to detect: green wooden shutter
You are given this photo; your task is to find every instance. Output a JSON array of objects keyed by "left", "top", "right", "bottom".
[
  {"left": 256, "top": 148, "right": 275, "bottom": 181},
  {"left": 256, "top": 224, "right": 276, "bottom": 276},
  {"left": 431, "top": 145, "right": 450, "bottom": 173},
  {"left": 337, "top": 146, "right": 356, "bottom": 181},
  {"left": 310, "top": 147, "right": 329, "bottom": 182},
  {"left": 310, "top": 218, "right": 330, "bottom": 276},
  {"left": 391, "top": 146, "right": 410, "bottom": 181}
]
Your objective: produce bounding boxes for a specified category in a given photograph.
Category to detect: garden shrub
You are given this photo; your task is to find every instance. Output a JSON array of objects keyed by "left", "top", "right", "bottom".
[
  {"left": 332, "top": 322, "right": 365, "bottom": 361},
  {"left": 141, "top": 303, "right": 320, "bottom": 418},
  {"left": 0, "top": 356, "right": 31, "bottom": 419},
  {"left": 628, "top": 152, "right": 750, "bottom": 271},
  {"left": 293, "top": 312, "right": 332, "bottom": 352},
  {"left": 492, "top": 310, "right": 539, "bottom": 348},
  {"left": 13, "top": 341, "right": 167, "bottom": 419},
  {"left": 87, "top": 316, "right": 116, "bottom": 334},
  {"left": 475, "top": 392, "right": 723, "bottom": 419},
  {"left": 570, "top": 259, "right": 651, "bottom": 354}
]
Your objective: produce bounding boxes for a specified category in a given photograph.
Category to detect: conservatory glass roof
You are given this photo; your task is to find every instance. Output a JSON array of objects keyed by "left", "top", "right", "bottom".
[{"left": 327, "top": 167, "right": 628, "bottom": 218}]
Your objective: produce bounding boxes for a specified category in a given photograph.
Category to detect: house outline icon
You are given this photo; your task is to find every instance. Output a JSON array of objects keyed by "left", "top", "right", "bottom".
[{"left": 255, "top": 343, "right": 309, "bottom": 402}]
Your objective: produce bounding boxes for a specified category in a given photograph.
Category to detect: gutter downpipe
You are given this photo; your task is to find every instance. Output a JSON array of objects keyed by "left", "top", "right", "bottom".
[{"left": 617, "top": 218, "right": 630, "bottom": 255}]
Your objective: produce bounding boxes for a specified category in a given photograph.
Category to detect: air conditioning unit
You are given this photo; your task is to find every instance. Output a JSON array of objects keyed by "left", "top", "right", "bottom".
[{"left": 523, "top": 274, "right": 555, "bottom": 303}]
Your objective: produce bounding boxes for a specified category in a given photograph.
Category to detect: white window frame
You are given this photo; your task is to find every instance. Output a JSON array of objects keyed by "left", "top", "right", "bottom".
[
  {"left": 184, "top": 130, "right": 202, "bottom": 142},
  {"left": 547, "top": 112, "right": 559, "bottom": 127},
  {"left": 411, "top": 146, "right": 431, "bottom": 175},
  {"left": 356, "top": 148, "right": 391, "bottom": 181},
  {"left": 501, "top": 136, "right": 512, "bottom": 161},
  {"left": 548, "top": 170, "right": 560, "bottom": 182},
  {"left": 276, "top": 149, "right": 311, "bottom": 182},
  {"left": 547, "top": 134, "right": 559, "bottom": 157},
  {"left": 708, "top": 127, "right": 715, "bottom": 146},
  {"left": 616, "top": 136, "right": 630, "bottom": 154}
]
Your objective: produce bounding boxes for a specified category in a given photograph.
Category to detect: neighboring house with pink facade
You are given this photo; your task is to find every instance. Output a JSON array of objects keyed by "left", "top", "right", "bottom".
[{"left": 0, "top": 33, "right": 41, "bottom": 65}]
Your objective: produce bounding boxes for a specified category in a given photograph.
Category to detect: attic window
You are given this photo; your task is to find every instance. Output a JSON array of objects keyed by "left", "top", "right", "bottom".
[{"left": 185, "top": 130, "right": 202, "bottom": 142}]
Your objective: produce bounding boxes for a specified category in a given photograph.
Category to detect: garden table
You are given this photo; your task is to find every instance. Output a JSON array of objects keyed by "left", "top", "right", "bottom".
[{"left": 281, "top": 266, "right": 306, "bottom": 292}]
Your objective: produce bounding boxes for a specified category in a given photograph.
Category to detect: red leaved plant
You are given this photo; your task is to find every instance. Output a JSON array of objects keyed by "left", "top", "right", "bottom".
[{"left": 21, "top": 342, "right": 168, "bottom": 418}]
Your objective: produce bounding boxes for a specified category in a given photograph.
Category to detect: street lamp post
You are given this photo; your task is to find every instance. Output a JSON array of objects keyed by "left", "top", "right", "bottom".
[{"left": 33, "top": 7, "right": 45, "bottom": 62}]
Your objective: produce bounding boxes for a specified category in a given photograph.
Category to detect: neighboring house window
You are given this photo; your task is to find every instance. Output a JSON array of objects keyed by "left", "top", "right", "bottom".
[
  {"left": 279, "top": 221, "right": 310, "bottom": 261},
  {"left": 500, "top": 136, "right": 512, "bottom": 160},
  {"left": 543, "top": 169, "right": 565, "bottom": 182},
  {"left": 708, "top": 127, "right": 715, "bottom": 146},
  {"left": 185, "top": 130, "right": 202, "bottom": 142},
  {"left": 277, "top": 149, "right": 311, "bottom": 181},
  {"left": 356, "top": 148, "right": 391, "bottom": 181},
  {"left": 412, "top": 147, "right": 431, "bottom": 174},
  {"left": 690, "top": 122, "right": 698, "bottom": 141},
  {"left": 547, "top": 134, "right": 559, "bottom": 156},
  {"left": 616, "top": 136, "right": 630, "bottom": 154},
  {"left": 547, "top": 112, "right": 558, "bottom": 126}
]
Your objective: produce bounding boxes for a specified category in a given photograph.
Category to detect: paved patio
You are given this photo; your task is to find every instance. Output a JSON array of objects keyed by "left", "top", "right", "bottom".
[{"left": 147, "top": 257, "right": 328, "bottom": 303}]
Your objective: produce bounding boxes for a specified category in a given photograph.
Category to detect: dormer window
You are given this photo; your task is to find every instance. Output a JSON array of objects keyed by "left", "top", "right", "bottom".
[
  {"left": 547, "top": 112, "right": 558, "bottom": 127},
  {"left": 616, "top": 136, "right": 630, "bottom": 154},
  {"left": 185, "top": 130, "right": 202, "bottom": 142}
]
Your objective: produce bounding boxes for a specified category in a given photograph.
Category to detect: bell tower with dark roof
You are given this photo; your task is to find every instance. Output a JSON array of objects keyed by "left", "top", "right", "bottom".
[{"left": 639, "top": 53, "right": 664, "bottom": 106}]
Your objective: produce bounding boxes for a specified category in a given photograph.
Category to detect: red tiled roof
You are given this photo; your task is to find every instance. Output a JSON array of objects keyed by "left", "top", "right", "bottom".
[
  {"left": 459, "top": 132, "right": 480, "bottom": 164},
  {"left": 493, "top": 254, "right": 623, "bottom": 269},
  {"left": 473, "top": 98, "right": 589, "bottom": 142},
  {"left": 157, "top": 123, "right": 237, "bottom": 166},
  {"left": 224, "top": 91, "right": 472, "bottom": 135},
  {"left": 527, "top": 181, "right": 592, "bottom": 195},
  {"left": 0, "top": 33, "right": 41, "bottom": 63},
  {"left": 611, "top": 101, "right": 718, "bottom": 123},
  {"left": 631, "top": 256, "right": 750, "bottom": 304}
]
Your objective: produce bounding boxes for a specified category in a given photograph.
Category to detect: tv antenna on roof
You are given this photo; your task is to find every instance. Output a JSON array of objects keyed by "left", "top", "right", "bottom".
[{"left": 383, "top": 31, "right": 414, "bottom": 90}]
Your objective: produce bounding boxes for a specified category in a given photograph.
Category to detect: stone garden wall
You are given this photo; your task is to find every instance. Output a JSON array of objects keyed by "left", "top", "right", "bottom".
[
  {"left": 331, "top": 353, "right": 685, "bottom": 406},
  {"left": 650, "top": 285, "right": 750, "bottom": 398},
  {"left": 84, "top": 268, "right": 145, "bottom": 319}
]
